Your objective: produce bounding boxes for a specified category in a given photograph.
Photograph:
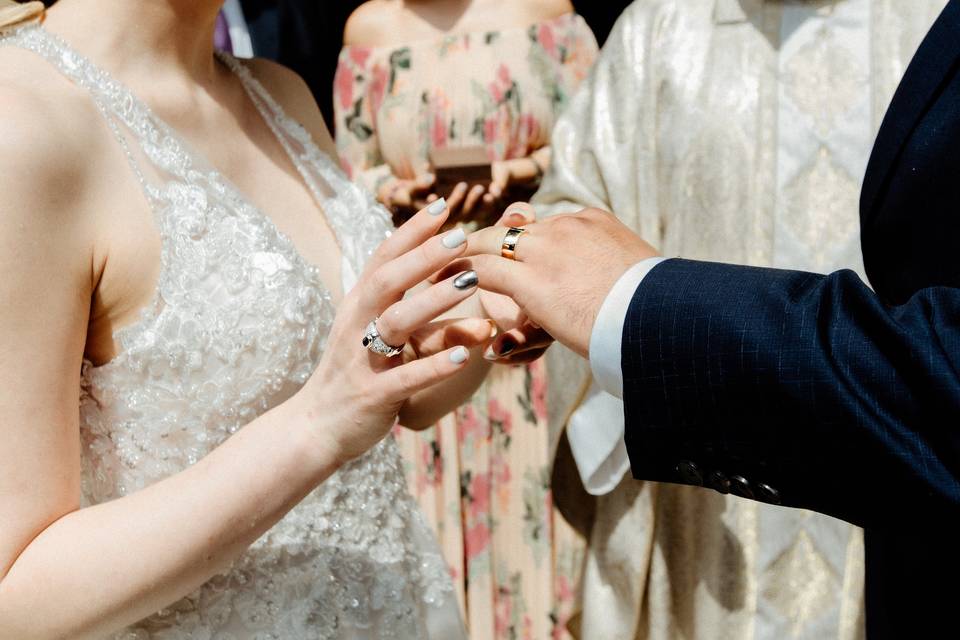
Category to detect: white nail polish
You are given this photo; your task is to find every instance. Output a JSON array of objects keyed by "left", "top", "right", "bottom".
[
  {"left": 450, "top": 346, "right": 469, "bottom": 364},
  {"left": 442, "top": 227, "right": 466, "bottom": 249},
  {"left": 428, "top": 198, "right": 447, "bottom": 216},
  {"left": 483, "top": 345, "right": 498, "bottom": 361}
]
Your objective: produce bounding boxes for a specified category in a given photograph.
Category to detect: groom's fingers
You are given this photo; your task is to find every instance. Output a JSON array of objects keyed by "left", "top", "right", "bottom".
[
  {"left": 433, "top": 255, "right": 531, "bottom": 301},
  {"left": 484, "top": 323, "right": 553, "bottom": 362},
  {"left": 460, "top": 223, "right": 539, "bottom": 262},
  {"left": 496, "top": 201, "right": 537, "bottom": 227}
]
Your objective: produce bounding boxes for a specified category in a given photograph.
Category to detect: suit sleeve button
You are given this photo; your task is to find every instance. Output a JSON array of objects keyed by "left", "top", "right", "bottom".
[
  {"left": 730, "top": 475, "right": 755, "bottom": 500},
  {"left": 706, "top": 471, "right": 730, "bottom": 494},
  {"left": 676, "top": 461, "right": 704, "bottom": 486},
  {"left": 756, "top": 482, "right": 782, "bottom": 505}
]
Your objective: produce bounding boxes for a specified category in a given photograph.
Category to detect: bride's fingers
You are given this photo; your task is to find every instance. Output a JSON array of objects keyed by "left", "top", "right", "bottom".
[
  {"left": 408, "top": 317, "right": 498, "bottom": 358},
  {"left": 382, "top": 345, "right": 471, "bottom": 400},
  {"left": 361, "top": 226, "right": 468, "bottom": 315},
  {"left": 376, "top": 270, "right": 480, "bottom": 347},
  {"left": 366, "top": 197, "right": 451, "bottom": 272}
]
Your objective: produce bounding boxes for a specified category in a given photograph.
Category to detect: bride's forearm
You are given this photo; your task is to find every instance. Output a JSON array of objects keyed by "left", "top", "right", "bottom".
[{"left": 0, "top": 392, "right": 338, "bottom": 640}]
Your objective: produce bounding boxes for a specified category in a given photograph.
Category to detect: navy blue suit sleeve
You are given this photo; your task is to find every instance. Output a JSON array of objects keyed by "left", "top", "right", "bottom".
[{"left": 621, "top": 258, "right": 960, "bottom": 528}]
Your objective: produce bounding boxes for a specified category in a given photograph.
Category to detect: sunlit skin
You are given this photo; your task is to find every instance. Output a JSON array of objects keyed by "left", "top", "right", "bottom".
[{"left": 0, "top": 1, "right": 538, "bottom": 636}]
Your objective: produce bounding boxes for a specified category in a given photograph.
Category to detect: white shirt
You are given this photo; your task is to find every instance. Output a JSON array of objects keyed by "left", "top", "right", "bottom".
[
  {"left": 570, "top": 1, "right": 877, "bottom": 496},
  {"left": 567, "top": 257, "right": 665, "bottom": 495}
]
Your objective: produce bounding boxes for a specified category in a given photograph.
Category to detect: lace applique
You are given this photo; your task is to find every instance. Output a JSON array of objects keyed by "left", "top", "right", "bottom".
[{"left": 2, "top": 25, "right": 460, "bottom": 639}]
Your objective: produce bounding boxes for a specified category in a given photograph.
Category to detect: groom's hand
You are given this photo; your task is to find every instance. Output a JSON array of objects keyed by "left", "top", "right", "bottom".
[{"left": 439, "top": 204, "right": 660, "bottom": 358}]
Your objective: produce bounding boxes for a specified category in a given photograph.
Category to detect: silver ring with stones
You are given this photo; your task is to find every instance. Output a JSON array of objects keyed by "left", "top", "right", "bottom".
[{"left": 362, "top": 318, "right": 405, "bottom": 358}]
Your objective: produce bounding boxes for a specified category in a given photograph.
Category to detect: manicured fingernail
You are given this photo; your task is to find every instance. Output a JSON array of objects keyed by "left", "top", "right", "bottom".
[
  {"left": 497, "top": 337, "right": 517, "bottom": 357},
  {"left": 487, "top": 320, "right": 499, "bottom": 338},
  {"left": 442, "top": 227, "right": 466, "bottom": 249},
  {"left": 428, "top": 198, "right": 447, "bottom": 216},
  {"left": 454, "top": 270, "right": 479, "bottom": 290},
  {"left": 483, "top": 344, "right": 498, "bottom": 361},
  {"left": 450, "top": 346, "right": 469, "bottom": 364}
]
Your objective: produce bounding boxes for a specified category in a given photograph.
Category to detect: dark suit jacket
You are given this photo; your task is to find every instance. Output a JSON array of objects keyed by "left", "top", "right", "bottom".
[{"left": 621, "top": 2, "right": 960, "bottom": 636}]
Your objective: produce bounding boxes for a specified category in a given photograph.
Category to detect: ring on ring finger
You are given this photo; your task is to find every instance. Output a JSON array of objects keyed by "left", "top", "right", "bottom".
[
  {"left": 501, "top": 227, "right": 526, "bottom": 260},
  {"left": 362, "top": 317, "right": 405, "bottom": 358}
]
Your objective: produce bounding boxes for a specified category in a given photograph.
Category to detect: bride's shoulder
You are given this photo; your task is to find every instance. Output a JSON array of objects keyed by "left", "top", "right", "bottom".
[
  {"left": 0, "top": 48, "right": 100, "bottom": 182},
  {"left": 0, "top": 50, "right": 101, "bottom": 239},
  {"left": 241, "top": 57, "right": 338, "bottom": 161}
]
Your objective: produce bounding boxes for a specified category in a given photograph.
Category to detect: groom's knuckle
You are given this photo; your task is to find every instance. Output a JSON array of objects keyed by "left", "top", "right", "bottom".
[{"left": 553, "top": 214, "right": 578, "bottom": 232}]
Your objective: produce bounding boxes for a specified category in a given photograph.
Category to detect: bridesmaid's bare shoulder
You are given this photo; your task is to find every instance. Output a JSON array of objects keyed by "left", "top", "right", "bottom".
[
  {"left": 525, "top": 0, "right": 576, "bottom": 21},
  {"left": 343, "top": 0, "right": 400, "bottom": 47}
]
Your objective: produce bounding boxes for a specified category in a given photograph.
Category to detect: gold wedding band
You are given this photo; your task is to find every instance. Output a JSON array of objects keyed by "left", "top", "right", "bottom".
[{"left": 501, "top": 227, "right": 526, "bottom": 261}]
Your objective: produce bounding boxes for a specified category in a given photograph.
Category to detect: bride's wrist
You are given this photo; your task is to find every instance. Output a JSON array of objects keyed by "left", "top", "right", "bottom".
[{"left": 278, "top": 388, "right": 351, "bottom": 478}]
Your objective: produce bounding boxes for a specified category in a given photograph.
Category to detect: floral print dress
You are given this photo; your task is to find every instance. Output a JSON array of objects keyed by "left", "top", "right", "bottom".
[{"left": 334, "top": 13, "right": 598, "bottom": 640}]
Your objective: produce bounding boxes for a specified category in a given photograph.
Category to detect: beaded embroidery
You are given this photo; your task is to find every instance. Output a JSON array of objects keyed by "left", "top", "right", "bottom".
[{"left": 1, "top": 24, "right": 458, "bottom": 639}]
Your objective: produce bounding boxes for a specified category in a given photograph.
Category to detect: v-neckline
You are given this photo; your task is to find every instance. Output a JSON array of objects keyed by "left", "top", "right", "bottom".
[
  {"left": 32, "top": 24, "right": 347, "bottom": 300},
  {"left": 3, "top": 24, "right": 359, "bottom": 371}
]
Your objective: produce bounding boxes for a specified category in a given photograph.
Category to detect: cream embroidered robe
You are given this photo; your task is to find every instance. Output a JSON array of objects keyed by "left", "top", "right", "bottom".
[{"left": 533, "top": 0, "right": 948, "bottom": 638}]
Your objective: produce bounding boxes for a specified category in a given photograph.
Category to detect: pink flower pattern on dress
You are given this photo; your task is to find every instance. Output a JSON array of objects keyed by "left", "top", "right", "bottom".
[
  {"left": 538, "top": 22, "right": 557, "bottom": 59},
  {"left": 333, "top": 13, "right": 599, "bottom": 640},
  {"left": 334, "top": 62, "right": 353, "bottom": 111}
]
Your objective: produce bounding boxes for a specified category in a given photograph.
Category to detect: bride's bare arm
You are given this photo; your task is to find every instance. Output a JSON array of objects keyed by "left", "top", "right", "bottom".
[{"left": 0, "top": 94, "right": 474, "bottom": 638}]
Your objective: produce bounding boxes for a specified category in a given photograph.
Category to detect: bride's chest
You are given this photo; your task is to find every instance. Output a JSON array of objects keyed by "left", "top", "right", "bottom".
[
  {"left": 81, "top": 180, "right": 340, "bottom": 448},
  {"left": 85, "top": 138, "right": 346, "bottom": 368}
]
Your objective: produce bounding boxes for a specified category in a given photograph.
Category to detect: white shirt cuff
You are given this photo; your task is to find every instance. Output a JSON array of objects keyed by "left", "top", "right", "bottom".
[
  {"left": 567, "top": 381, "right": 631, "bottom": 495},
  {"left": 589, "top": 257, "right": 668, "bottom": 398}
]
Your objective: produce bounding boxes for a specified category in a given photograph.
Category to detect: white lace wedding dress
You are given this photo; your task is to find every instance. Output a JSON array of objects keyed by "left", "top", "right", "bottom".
[{"left": 0, "top": 24, "right": 466, "bottom": 640}]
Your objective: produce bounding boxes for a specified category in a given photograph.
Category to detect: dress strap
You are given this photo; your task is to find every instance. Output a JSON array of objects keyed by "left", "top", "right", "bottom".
[
  {"left": 0, "top": 24, "right": 166, "bottom": 205},
  {"left": 216, "top": 52, "right": 350, "bottom": 204},
  {"left": 216, "top": 51, "right": 392, "bottom": 279}
]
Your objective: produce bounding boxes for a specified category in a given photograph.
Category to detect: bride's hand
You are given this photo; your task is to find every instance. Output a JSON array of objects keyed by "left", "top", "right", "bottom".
[{"left": 299, "top": 200, "right": 479, "bottom": 463}]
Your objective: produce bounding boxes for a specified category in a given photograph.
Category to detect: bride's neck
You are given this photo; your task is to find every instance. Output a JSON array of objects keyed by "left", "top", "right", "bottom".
[{"left": 43, "top": 0, "right": 223, "bottom": 84}]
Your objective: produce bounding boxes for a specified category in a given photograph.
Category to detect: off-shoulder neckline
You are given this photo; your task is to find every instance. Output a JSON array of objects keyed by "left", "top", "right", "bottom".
[{"left": 341, "top": 11, "right": 583, "bottom": 54}]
